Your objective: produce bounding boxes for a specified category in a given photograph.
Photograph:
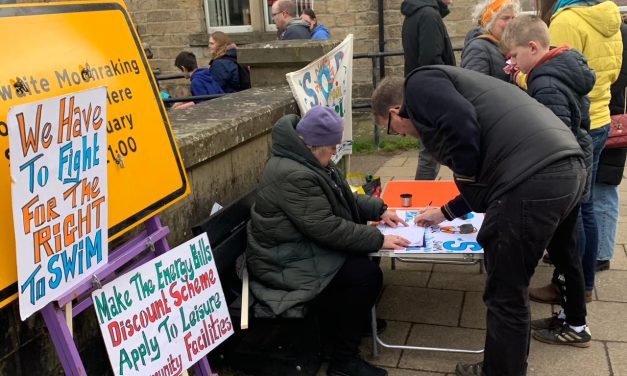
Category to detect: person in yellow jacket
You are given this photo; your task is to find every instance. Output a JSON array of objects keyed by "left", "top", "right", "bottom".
[{"left": 530, "top": 0, "right": 622, "bottom": 321}]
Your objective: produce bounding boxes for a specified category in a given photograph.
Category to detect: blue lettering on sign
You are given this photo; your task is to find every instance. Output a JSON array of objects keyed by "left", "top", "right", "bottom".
[
  {"left": 302, "top": 72, "right": 319, "bottom": 107},
  {"left": 442, "top": 238, "right": 482, "bottom": 252}
]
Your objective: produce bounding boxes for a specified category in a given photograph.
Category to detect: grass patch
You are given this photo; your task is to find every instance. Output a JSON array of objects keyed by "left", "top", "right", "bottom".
[{"left": 353, "top": 137, "right": 419, "bottom": 154}]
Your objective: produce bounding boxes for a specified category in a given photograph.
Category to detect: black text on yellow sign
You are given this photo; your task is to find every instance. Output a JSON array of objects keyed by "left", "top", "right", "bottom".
[{"left": 0, "top": 1, "right": 190, "bottom": 308}]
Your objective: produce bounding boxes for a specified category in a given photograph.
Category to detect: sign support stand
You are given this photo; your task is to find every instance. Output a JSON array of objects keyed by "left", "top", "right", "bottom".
[{"left": 41, "top": 216, "right": 217, "bottom": 376}]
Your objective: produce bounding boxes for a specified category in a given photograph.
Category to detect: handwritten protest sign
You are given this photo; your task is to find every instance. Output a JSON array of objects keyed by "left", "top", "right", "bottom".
[
  {"left": 0, "top": 1, "right": 189, "bottom": 308},
  {"left": 93, "top": 233, "right": 233, "bottom": 376},
  {"left": 8, "top": 87, "right": 108, "bottom": 320},
  {"left": 286, "top": 34, "right": 354, "bottom": 162}
]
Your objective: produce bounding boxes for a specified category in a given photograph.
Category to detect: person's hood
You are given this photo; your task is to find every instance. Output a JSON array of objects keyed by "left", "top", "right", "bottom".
[
  {"left": 313, "top": 24, "right": 330, "bottom": 34},
  {"left": 225, "top": 48, "right": 237, "bottom": 59},
  {"left": 553, "top": 1, "right": 622, "bottom": 37},
  {"left": 401, "top": 0, "right": 450, "bottom": 18},
  {"left": 191, "top": 68, "right": 213, "bottom": 81},
  {"left": 530, "top": 47, "right": 596, "bottom": 96},
  {"left": 271, "top": 114, "right": 323, "bottom": 169},
  {"left": 463, "top": 27, "right": 484, "bottom": 46},
  {"left": 287, "top": 17, "right": 311, "bottom": 28}
]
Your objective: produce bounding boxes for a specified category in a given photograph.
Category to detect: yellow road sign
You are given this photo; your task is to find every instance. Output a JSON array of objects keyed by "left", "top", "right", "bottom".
[{"left": 0, "top": 1, "right": 190, "bottom": 308}]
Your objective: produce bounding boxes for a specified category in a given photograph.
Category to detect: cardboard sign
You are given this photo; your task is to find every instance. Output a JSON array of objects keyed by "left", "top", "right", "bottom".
[
  {"left": 0, "top": 1, "right": 190, "bottom": 308},
  {"left": 285, "top": 34, "right": 354, "bottom": 162},
  {"left": 92, "top": 234, "right": 233, "bottom": 376},
  {"left": 9, "top": 87, "right": 109, "bottom": 320}
]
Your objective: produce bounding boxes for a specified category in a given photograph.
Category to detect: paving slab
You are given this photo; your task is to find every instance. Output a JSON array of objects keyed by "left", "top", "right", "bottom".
[
  {"left": 383, "top": 269, "right": 431, "bottom": 288},
  {"left": 399, "top": 324, "right": 485, "bottom": 373},
  {"left": 428, "top": 271, "right": 486, "bottom": 292},
  {"left": 375, "top": 166, "right": 417, "bottom": 178},
  {"left": 383, "top": 157, "right": 410, "bottom": 167},
  {"left": 608, "top": 244, "right": 627, "bottom": 270},
  {"left": 377, "top": 286, "right": 463, "bottom": 326},
  {"left": 380, "top": 257, "right": 434, "bottom": 272},
  {"left": 607, "top": 342, "right": 627, "bottom": 376},
  {"left": 595, "top": 270, "right": 627, "bottom": 302},
  {"left": 361, "top": 320, "right": 410, "bottom": 367},
  {"left": 386, "top": 368, "right": 447, "bottom": 375},
  {"left": 527, "top": 340, "right": 608, "bottom": 375},
  {"left": 529, "top": 265, "right": 555, "bottom": 289},
  {"left": 586, "top": 301, "right": 627, "bottom": 341},
  {"left": 433, "top": 263, "right": 481, "bottom": 274}
]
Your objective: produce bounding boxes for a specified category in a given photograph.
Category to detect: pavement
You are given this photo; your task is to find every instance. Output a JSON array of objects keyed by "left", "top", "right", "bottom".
[{"left": 339, "top": 150, "right": 627, "bottom": 376}]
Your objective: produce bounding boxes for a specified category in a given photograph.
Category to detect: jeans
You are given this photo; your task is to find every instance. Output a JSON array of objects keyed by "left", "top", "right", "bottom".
[
  {"left": 415, "top": 142, "right": 440, "bottom": 180},
  {"left": 595, "top": 183, "right": 620, "bottom": 261},
  {"left": 480, "top": 156, "right": 585, "bottom": 376},
  {"left": 578, "top": 125, "right": 609, "bottom": 290}
]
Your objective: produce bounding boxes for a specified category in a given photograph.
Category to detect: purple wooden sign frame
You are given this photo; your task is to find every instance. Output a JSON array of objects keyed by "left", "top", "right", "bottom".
[{"left": 40, "top": 216, "right": 216, "bottom": 376}]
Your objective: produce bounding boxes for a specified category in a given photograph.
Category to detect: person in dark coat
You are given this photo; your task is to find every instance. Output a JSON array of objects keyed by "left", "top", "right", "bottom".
[
  {"left": 173, "top": 51, "right": 223, "bottom": 108},
  {"left": 461, "top": 0, "right": 520, "bottom": 81},
  {"left": 247, "top": 106, "right": 410, "bottom": 376},
  {"left": 501, "top": 13, "right": 594, "bottom": 348},
  {"left": 372, "top": 67, "right": 586, "bottom": 376},
  {"left": 595, "top": 20, "right": 627, "bottom": 271},
  {"left": 208, "top": 31, "right": 241, "bottom": 93},
  {"left": 272, "top": 0, "right": 311, "bottom": 40},
  {"left": 401, "top": 0, "right": 456, "bottom": 181}
]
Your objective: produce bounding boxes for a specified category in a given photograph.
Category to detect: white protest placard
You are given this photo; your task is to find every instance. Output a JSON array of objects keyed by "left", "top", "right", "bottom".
[
  {"left": 286, "top": 34, "right": 354, "bottom": 162},
  {"left": 8, "top": 87, "right": 109, "bottom": 320},
  {"left": 92, "top": 233, "right": 233, "bottom": 376}
]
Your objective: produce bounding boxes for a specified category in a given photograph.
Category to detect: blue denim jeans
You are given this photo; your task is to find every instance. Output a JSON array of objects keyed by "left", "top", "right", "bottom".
[
  {"left": 595, "top": 183, "right": 620, "bottom": 261},
  {"left": 578, "top": 125, "right": 610, "bottom": 290},
  {"left": 415, "top": 142, "right": 440, "bottom": 180}
]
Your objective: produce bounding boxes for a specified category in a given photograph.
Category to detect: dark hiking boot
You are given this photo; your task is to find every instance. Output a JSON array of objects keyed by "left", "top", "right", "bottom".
[
  {"left": 455, "top": 362, "right": 485, "bottom": 376},
  {"left": 596, "top": 260, "right": 610, "bottom": 272},
  {"left": 529, "top": 283, "right": 560, "bottom": 304},
  {"left": 327, "top": 357, "right": 387, "bottom": 376},
  {"left": 531, "top": 313, "right": 565, "bottom": 331},
  {"left": 533, "top": 323, "right": 592, "bottom": 348}
]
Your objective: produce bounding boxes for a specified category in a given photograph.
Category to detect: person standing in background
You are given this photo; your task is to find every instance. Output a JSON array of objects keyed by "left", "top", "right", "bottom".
[
  {"left": 301, "top": 8, "right": 330, "bottom": 40},
  {"left": 595, "top": 18, "right": 627, "bottom": 272},
  {"left": 272, "top": 0, "right": 311, "bottom": 40},
  {"left": 401, "top": 0, "right": 456, "bottom": 180},
  {"left": 208, "top": 31, "right": 241, "bottom": 93},
  {"left": 461, "top": 0, "right": 520, "bottom": 81},
  {"left": 529, "top": 0, "right": 622, "bottom": 305}
]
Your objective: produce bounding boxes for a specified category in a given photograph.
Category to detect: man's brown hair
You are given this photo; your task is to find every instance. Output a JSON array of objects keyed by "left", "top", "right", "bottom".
[
  {"left": 501, "top": 14, "right": 550, "bottom": 51},
  {"left": 371, "top": 77, "right": 405, "bottom": 118},
  {"left": 277, "top": 0, "right": 297, "bottom": 17}
]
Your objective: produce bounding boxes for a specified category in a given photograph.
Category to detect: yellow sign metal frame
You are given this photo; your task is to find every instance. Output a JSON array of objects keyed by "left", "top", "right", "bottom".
[{"left": 0, "top": 1, "right": 190, "bottom": 307}]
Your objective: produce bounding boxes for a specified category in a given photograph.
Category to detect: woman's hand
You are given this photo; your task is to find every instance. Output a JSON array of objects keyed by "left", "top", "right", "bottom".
[
  {"left": 380, "top": 209, "right": 409, "bottom": 228},
  {"left": 383, "top": 234, "right": 411, "bottom": 249},
  {"left": 414, "top": 206, "right": 445, "bottom": 227}
]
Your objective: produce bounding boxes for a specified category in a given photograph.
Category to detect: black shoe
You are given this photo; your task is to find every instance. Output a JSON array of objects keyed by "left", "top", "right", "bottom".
[
  {"left": 531, "top": 312, "right": 565, "bottom": 331},
  {"left": 362, "top": 318, "right": 387, "bottom": 337},
  {"left": 542, "top": 253, "right": 553, "bottom": 265},
  {"left": 596, "top": 260, "right": 610, "bottom": 272},
  {"left": 327, "top": 357, "right": 387, "bottom": 376},
  {"left": 455, "top": 361, "right": 484, "bottom": 376},
  {"left": 532, "top": 323, "right": 591, "bottom": 348}
]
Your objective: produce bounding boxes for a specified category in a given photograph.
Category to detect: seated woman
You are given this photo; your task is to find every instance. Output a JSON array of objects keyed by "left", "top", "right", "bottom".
[
  {"left": 461, "top": 0, "right": 520, "bottom": 81},
  {"left": 246, "top": 106, "right": 409, "bottom": 376},
  {"left": 208, "top": 31, "right": 241, "bottom": 93}
]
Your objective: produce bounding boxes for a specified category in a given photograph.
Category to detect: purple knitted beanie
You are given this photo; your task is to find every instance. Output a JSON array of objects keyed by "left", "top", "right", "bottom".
[{"left": 296, "top": 106, "right": 344, "bottom": 146}]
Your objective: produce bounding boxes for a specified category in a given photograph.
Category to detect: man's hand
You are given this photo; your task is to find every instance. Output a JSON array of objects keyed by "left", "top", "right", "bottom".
[
  {"left": 380, "top": 210, "right": 409, "bottom": 228},
  {"left": 414, "top": 206, "right": 446, "bottom": 227},
  {"left": 383, "top": 234, "right": 411, "bottom": 249}
]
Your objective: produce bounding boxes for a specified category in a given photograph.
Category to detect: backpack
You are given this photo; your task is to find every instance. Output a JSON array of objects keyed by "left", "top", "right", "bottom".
[{"left": 221, "top": 55, "right": 251, "bottom": 91}]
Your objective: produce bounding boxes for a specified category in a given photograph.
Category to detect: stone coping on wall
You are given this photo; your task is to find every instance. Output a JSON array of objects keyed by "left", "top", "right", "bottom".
[
  {"left": 238, "top": 39, "right": 339, "bottom": 65},
  {"left": 168, "top": 85, "right": 299, "bottom": 169}
]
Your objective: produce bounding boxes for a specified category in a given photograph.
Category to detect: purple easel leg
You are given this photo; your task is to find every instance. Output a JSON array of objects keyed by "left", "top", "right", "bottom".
[
  {"left": 41, "top": 304, "right": 85, "bottom": 376},
  {"left": 144, "top": 217, "right": 218, "bottom": 376}
]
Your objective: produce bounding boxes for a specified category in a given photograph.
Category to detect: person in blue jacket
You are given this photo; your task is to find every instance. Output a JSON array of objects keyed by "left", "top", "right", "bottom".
[
  {"left": 174, "top": 51, "right": 223, "bottom": 105},
  {"left": 209, "top": 31, "right": 242, "bottom": 93},
  {"left": 301, "top": 8, "right": 330, "bottom": 40}
]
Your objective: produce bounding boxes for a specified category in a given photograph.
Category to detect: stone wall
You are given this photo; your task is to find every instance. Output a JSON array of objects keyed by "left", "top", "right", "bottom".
[{"left": 0, "top": 86, "right": 299, "bottom": 375}]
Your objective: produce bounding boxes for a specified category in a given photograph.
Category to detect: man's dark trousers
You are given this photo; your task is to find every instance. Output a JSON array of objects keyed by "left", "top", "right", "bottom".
[{"left": 478, "top": 156, "right": 586, "bottom": 376}]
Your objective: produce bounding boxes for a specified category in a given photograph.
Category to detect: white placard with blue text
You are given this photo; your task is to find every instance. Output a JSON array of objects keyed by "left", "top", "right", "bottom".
[
  {"left": 8, "top": 87, "right": 109, "bottom": 320},
  {"left": 286, "top": 34, "right": 353, "bottom": 163},
  {"left": 92, "top": 233, "right": 234, "bottom": 376}
]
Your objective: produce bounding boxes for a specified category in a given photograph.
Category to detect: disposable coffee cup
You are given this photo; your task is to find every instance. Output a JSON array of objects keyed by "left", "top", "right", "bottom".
[{"left": 400, "top": 193, "right": 413, "bottom": 207}]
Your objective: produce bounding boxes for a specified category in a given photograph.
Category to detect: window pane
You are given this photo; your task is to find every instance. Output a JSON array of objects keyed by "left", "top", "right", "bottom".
[
  {"left": 205, "top": 0, "right": 252, "bottom": 27},
  {"left": 264, "top": 0, "right": 314, "bottom": 26}
]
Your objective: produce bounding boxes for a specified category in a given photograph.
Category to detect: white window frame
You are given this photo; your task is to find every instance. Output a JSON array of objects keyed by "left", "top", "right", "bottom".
[{"left": 204, "top": 0, "right": 254, "bottom": 33}]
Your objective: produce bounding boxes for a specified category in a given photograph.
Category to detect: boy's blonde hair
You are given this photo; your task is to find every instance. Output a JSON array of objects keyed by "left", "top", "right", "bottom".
[{"left": 501, "top": 14, "right": 550, "bottom": 51}]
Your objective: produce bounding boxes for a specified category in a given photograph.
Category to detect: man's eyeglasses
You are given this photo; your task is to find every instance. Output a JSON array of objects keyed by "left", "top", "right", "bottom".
[
  {"left": 271, "top": 10, "right": 283, "bottom": 17},
  {"left": 387, "top": 110, "right": 399, "bottom": 135}
]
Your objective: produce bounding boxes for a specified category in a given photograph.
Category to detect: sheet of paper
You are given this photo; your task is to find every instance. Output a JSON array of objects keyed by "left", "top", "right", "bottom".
[{"left": 377, "top": 210, "right": 426, "bottom": 247}]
